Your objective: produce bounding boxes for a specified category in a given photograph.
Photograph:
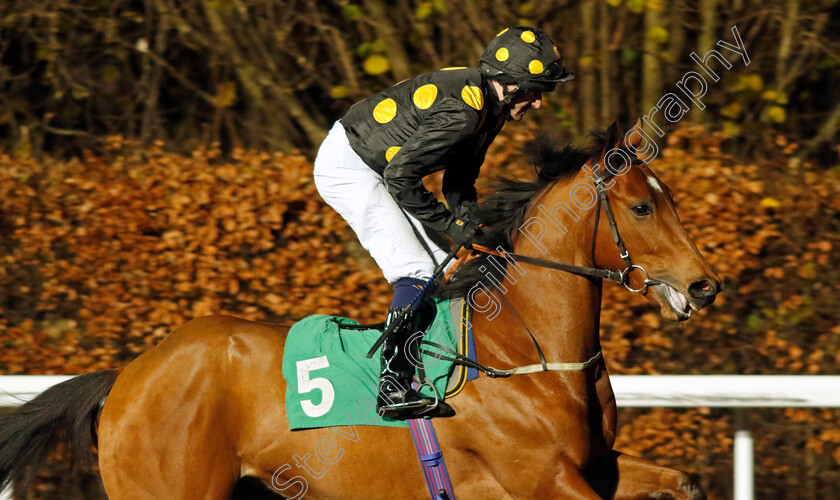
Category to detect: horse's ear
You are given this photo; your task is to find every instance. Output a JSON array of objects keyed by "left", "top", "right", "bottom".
[
  {"left": 604, "top": 121, "right": 619, "bottom": 152},
  {"left": 626, "top": 118, "right": 644, "bottom": 149}
]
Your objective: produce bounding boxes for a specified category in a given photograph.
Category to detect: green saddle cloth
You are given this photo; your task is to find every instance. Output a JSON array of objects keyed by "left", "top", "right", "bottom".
[{"left": 283, "top": 299, "right": 459, "bottom": 430}]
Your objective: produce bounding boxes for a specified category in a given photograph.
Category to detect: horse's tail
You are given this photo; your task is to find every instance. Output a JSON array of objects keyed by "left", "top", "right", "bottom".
[{"left": 0, "top": 370, "right": 118, "bottom": 496}]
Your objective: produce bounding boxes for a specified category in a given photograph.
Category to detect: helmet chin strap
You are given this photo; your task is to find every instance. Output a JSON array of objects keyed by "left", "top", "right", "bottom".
[
  {"left": 500, "top": 84, "right": 527, "bottom": 121},
  {"left": 503, "top": 103, "right": 516, "bottom": 122},
  {"left": 501, "top": 84, "right": 527, "bottom": 104}
]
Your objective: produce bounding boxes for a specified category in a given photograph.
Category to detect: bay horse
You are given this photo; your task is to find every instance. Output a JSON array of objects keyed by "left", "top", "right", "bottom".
[{"left": 0, "top": 122, "right": 720, "bottom": 499}]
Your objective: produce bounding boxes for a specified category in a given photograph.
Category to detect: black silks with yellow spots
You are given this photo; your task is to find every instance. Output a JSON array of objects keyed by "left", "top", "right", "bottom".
[{"left": 340, "top": 68, "right": 506, "bottom": 233}]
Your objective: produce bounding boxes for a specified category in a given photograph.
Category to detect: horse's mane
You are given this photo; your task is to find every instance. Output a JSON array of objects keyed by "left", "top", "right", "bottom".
[{"left": 436, "top": 129, "right": 610, "bottom": 299}]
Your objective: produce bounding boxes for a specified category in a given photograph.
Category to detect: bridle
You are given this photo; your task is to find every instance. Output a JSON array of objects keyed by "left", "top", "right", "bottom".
[
  {"left": 473, "top": 174, "right": 665, "bottom": 293},
  {"left": 421, "top": 173, "right": 667, "bottom": 378}
]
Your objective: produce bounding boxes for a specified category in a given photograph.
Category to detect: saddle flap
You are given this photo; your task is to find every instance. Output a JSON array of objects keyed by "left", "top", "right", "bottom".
[{"left": 282, "top": 299, "right": 465, "bottom": 430}]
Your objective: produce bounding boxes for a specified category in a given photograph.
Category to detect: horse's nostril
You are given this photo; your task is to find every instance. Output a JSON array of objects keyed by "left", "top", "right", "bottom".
[{"left": 688, "top": 279, "right": 717, "bottom": 298}]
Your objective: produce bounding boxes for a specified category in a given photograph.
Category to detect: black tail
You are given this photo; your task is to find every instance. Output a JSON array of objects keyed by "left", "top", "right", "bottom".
[{"left": 0, "top": 370, "right": 118, "bottom": 496}]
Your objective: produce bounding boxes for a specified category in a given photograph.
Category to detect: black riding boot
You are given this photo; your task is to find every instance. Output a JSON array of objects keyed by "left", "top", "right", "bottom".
[
  {"left": 376, "top": 307, "right": 429, "bottom": 416},
  {"left": 376, "top": 307, "right": 455, "bottom": 419}
]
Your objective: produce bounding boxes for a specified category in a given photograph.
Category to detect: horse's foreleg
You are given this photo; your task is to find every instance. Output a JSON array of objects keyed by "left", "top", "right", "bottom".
[
  {"left": 531, "top": 456, "right": 604, "bottom": 500},
  {"left": 589, "top": 450, "right": 705, "bottom": 500}
]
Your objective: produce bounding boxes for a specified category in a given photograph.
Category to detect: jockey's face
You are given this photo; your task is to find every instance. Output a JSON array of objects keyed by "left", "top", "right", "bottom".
[{"left": 506, "top": 85, "right": 543, "bottom": 122}]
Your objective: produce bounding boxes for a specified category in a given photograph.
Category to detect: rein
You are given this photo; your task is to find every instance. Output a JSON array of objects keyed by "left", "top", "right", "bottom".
[
  {"left": 472, "top": 178, "right": 666, "bottom": 293},
  {"left": 426, "top": 177, "right": 668, "bottom": 378}
]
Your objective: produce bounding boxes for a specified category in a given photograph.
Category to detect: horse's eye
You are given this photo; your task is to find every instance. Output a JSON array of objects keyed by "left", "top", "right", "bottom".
[{"left": 632, "top": 203, "right": 652, "bottom": 216}]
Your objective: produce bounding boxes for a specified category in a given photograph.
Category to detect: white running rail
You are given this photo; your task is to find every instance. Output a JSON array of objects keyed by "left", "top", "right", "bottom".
[{"left": 2, "top": 375, "right": 840, "bottom": 500}]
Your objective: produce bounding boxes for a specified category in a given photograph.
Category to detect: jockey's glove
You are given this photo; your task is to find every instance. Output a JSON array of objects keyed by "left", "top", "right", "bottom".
[{"left": 444, "top": 214, "right": 481, "bottom": 249}]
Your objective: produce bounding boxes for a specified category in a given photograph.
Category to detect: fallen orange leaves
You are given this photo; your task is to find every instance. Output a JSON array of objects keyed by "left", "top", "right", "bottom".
[{"left": 1, "top": 126, "right": 839, "bottom": 497}]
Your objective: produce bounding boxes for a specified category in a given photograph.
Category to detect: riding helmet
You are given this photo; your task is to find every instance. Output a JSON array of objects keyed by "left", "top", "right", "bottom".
[{"left": 479, "top": 26, "right": 574, "bottom": 99}]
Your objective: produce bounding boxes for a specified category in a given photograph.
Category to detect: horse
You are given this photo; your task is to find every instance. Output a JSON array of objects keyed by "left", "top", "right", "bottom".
[{"left": 0, "top": 122, "right": 721, "bottom": 499}]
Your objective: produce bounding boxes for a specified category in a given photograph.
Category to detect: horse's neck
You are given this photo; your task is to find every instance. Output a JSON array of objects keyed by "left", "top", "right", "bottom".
[
  {"left": 468, "top": 174, "right": 609, "bottom": 367},
  {"left": 480, "top": 176, "right": 606, "bottom": 366},
  {"left": 472, "top": 264, "right": 603, "bottom": 369}
]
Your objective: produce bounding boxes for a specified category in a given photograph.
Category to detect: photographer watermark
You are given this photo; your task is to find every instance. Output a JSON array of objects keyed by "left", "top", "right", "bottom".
[
  {"left": 270, "top": 394, "right": 381, "bottom": 498},
  {"left": 465, "top": 24, "right": 749, "bottom": 320}
]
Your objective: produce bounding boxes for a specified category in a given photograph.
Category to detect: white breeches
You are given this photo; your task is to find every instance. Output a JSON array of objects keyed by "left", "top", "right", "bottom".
[{"left": 313, "top": 121, "right": 449, "bottom": 284}]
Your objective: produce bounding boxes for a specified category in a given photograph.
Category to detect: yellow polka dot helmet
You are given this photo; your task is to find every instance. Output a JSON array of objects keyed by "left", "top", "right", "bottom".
[{"left": 480, "top": 26, "right": 574, "bottom": 101}]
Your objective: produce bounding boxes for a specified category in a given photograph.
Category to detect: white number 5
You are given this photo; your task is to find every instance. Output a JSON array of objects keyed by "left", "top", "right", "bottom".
[{"left": 296, "top": 356, "right": 335, "bottom": 417}]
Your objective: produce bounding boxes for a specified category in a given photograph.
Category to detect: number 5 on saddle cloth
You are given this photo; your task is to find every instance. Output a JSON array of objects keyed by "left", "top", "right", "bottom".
[
  {"left": 281, "top": 298, "right": 477, "bottom": 431},
  {"left": 281, "top": 298, "right": 476, "bottom": 500}
]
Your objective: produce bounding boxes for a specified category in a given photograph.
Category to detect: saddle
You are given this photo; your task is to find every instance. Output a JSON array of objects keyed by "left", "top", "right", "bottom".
[{"left": 281, "top": 298, "right": 477, "bottom": 431}]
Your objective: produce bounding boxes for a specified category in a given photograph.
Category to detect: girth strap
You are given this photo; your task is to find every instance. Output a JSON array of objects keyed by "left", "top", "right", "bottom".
[
  {"left": 408, "top": 412, "right": 455, "bottom": 500},
  {"left": 418, "top": 450, "right": 443, "bottom": 466}
]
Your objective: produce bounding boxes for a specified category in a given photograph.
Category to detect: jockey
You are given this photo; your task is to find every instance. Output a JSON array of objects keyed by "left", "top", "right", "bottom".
[{"left": 313, "top": 26, "right": 574, "bottom": 419}]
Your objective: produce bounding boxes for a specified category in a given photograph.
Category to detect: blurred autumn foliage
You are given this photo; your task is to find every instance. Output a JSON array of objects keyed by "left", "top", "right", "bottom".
[
  {"left": 2, "top": 1, "right": 840, "bottom": 498},
  {"left": 2, "top": 0, "right": 839, "bottom": 162},
  {"left": 0, "top": 138, "right": 394, "bottom": 374},
  {"left": 2, "top": 125, "right": 839, "bottom": 498}
]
